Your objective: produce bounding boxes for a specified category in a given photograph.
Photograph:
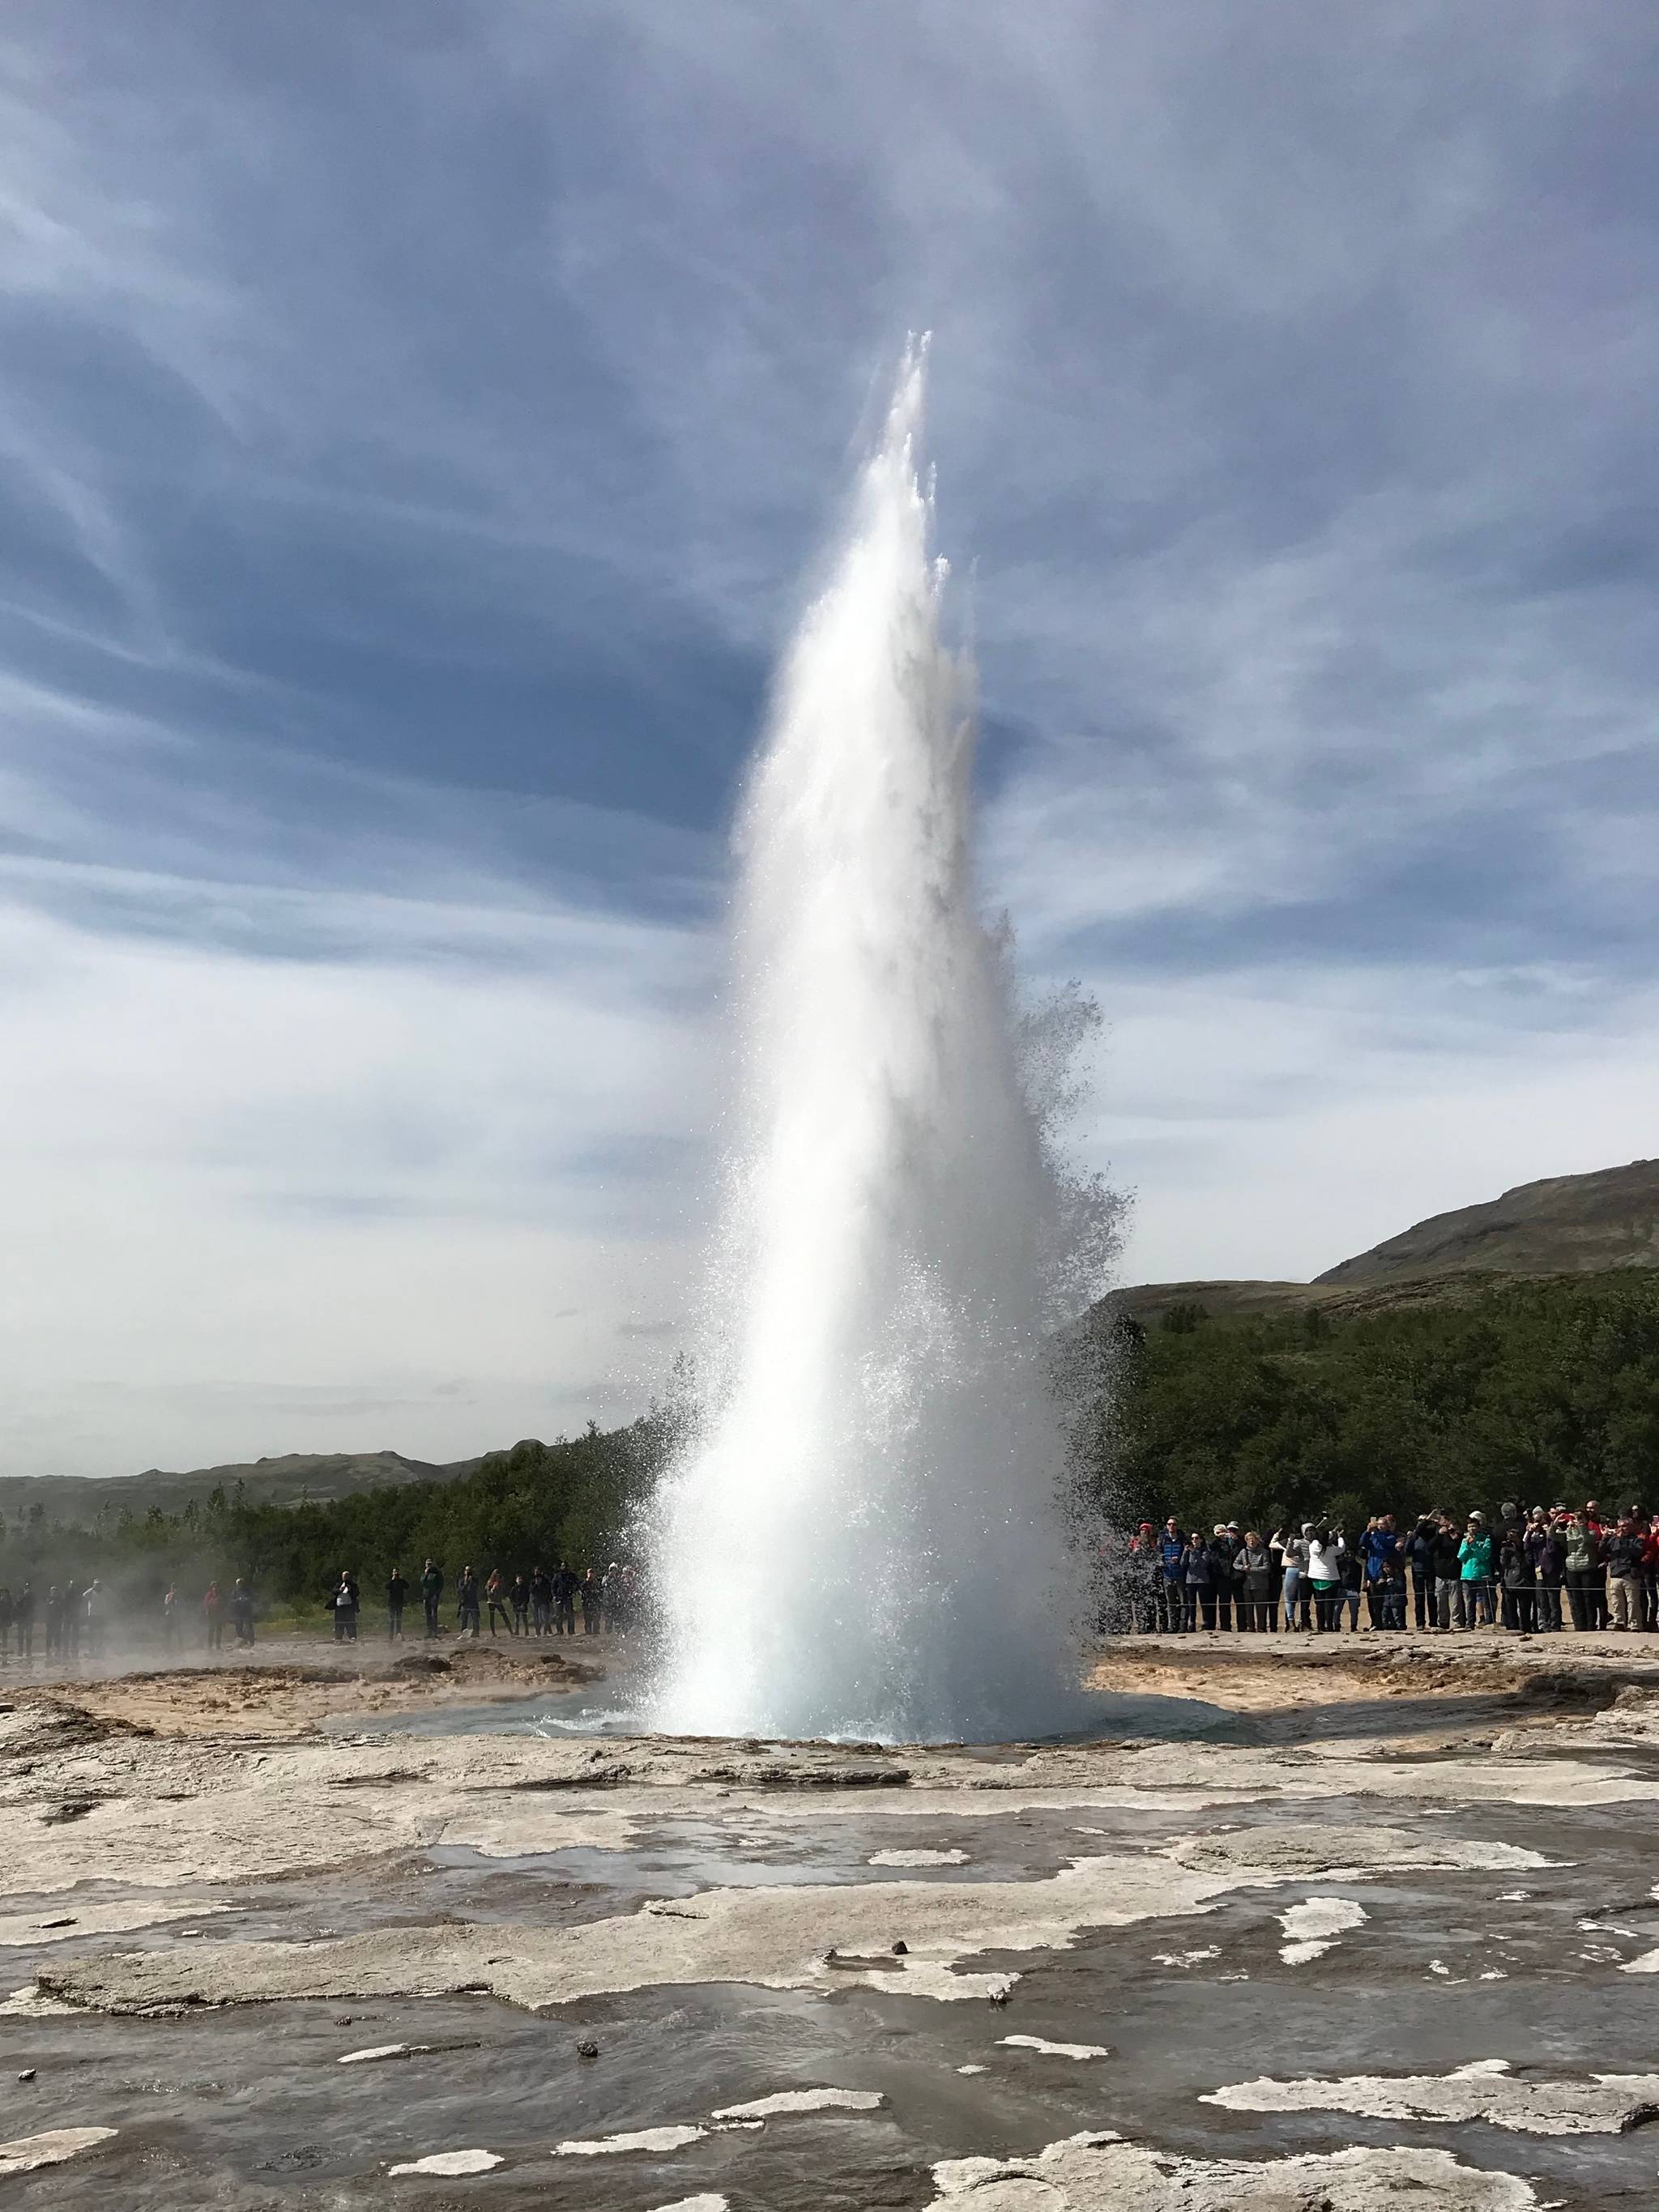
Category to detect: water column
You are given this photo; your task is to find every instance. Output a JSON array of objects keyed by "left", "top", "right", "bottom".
[{"left": 646, "top": 349, "right": 1109, "bottom": 1741}]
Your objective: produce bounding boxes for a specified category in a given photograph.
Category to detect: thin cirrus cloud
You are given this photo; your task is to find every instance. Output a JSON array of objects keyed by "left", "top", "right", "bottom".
[{"left": 1, "top": 3, "right": 1656, "bottom": 1473}]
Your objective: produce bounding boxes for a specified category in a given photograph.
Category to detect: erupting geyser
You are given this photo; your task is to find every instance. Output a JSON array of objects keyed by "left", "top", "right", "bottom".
[{"left": 645, "top": 347, "right": 1118, "bottom": 1742}]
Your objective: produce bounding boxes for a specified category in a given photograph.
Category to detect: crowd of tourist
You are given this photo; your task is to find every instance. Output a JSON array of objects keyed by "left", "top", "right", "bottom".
[
  {"left": 0, "top": 1576, "right": 117, "bottom": 1660},
  {"left": 0, "top": 1558, "right": 639, "bottom": 1661},
  {"left": 1120, "top": 1500, "right": 1659, "bottom": 1634},
  {"left": 329, "top": 1558, "right": 638, "bottom": 1642}
]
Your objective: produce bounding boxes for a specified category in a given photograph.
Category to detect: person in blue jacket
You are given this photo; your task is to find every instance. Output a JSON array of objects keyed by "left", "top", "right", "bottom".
[
  {"left": 1360, "top": 1514, "right": 1401, "bottom": 1630},
  {"left": 1157, "top": 1518, "right": 1185, "bottom": 1632}
]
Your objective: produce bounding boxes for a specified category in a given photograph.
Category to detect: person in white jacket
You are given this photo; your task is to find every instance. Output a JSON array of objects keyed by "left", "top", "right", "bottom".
[{"left": 1305, "top": 1528, "right": 1346, "bottom": 1632}]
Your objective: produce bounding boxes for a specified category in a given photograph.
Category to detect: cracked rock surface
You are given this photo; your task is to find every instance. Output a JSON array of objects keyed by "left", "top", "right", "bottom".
[{"left": 4, "top": 1636, "right": 1659, "bottom": 2207}]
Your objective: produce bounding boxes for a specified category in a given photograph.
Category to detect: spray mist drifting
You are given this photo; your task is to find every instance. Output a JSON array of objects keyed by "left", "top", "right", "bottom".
[{"left": 645, "top": 349, "right": 1117, "bottom": 1741}]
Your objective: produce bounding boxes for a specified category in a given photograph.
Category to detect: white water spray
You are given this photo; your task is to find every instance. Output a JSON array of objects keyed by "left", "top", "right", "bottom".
[{"left": 646, "top": 350, "right": 1117, "bottom": 1742}]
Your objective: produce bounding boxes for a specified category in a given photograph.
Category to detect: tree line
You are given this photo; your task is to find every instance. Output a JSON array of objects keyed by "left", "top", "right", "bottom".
[
  {"left": 0, "top": 1419, "right": 669, "bottom": 1627},
  {"left": 6, "top": 1273, "right": 1658, "bottom": 1632},
  {"left": 1101, "top": 1271, "right": 1659, "bottom": 1536}
]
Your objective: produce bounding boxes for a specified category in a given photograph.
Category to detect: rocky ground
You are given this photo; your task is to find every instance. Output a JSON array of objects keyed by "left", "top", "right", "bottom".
[{"left": 2, "top": 1630, "right": 1659, "bottom": 2206}]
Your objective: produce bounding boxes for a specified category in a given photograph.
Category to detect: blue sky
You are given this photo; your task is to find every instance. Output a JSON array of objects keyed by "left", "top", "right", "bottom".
[{"left": 4, "top": 2, "right": 1657, "bottom": 1476}]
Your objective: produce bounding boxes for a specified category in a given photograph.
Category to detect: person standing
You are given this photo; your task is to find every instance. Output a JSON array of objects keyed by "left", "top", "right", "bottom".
[
  {"left": 580, "top": 1568, "right": 601, "bottom": 1634},
  {"left": 456, "top": 1565, "right": 480, "bottom": 1638},
  {"left": 1157, "top": 1518, "right": 1184, "bottom": 1633},
  {"left": 1605, "top": 1516, "right": 1646, "bottom": 1633},
  {"left": 0, "top": 1587, "right": 11, "bottom": 1659},
  {"left": 62, "top": 1579, "right": 81, "bottom": 1660},
  {"left": 420, "top": 1558, "right": 444, "bottom": 1638},
  {"left": 82, "top": 1579, "right": 105, "bottom": 1658},
  {"left": 554, "top": 1563, "right": 578, "bottom": 1638},
  {"left": 1407, "top": 1515, "right": 1438, "bottom": 1630},
  {"left": 485, "top": 1570, "right": 513, "bottom": 1637},
  {"left": 1431, "top": 1517, "right": 1464, "bottom": 1629},
  {"left": 161, "top": 1583, "right": 180, "bottom": 1651},
  {"left": 1306, "top": 1527, "right": 1342, "bottom": 1633},
  {"left": 1282, "top": 1525, "right": 1311, "bottom": 1632},
  {"left": 15, "top": 1581, "right": 34, "bottom": 1661},
  {"left": 1208, "top": 1527, "right": 1236, "bottom": 1631},
  {"left": 1179, "top": 1531, "right": 1213, "bottom": 1632},
  {"left": 531, "top": 1566, "right": 552, "bottom": 1637},
  {"left": 1529, "top": 1513, "right": 1565, "bottom": 1633},
  {"left": 386, "top": 1566, "right": 409, "bottom": 1642},
  {"left": 203, "top": 1580, "right": 224, "bottom": 1650},
  {"left": 1361, "top": 1515, "right": 1398, "bottom": 1630},
  {"left": 1266, "top": 1528, "right": 1286, "bottom": 1630},
  {"left": 229, "top": 1578, "right": 255, "bottom": 1647},
  {"left": 1378, "top": 1550, "right": 1407, "bottom": 1630},
  {"left": 1638, "top": 1511, "right": 1659, "bottom": 1633},
  {"left": 1499, "top": 1529, "right": 1536, "bottom": 1633},
  {"left": 1563, "top": 1513, "right": 1601, "bottom": 1632},
  {"left": 331, "top": 1572, "right": 360, "bottom": 1643},
  {"left": 1234, "top": 1532, "right": 1273, "bottom": 1632},
  {"left": 510, "top": 1571, "right": 531, "bottom": 1637},
  {"left": 1458, "top": 1516, "right": 1495, "bottom": 1629},
  {"left": 1584, "top": 1500, "right": 1610, "bottom": 1626}
]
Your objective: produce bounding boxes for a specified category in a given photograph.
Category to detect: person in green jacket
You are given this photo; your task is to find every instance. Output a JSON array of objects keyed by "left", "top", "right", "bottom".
[{"left": 1458, "top": 1515, "right": 1495, "bottom": 1629}]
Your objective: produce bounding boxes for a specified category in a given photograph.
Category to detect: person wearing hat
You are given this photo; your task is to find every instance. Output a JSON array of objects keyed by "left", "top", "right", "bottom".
[{"left": 1207, "top": 1525, "right": 1238, "bottom": 1632}]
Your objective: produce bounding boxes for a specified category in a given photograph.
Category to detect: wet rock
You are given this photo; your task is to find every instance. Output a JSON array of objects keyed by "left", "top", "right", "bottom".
[
  {"left": 927, "top": 2131, "right": 1540, "bottom": 2208},
  {"left": 555, "top": 2125, "right": 707, "bottom": 2156},
  {"left": 386, "top": 2147, "right": 502, "bottom": 2176},
  {"left": 0, "top": 2127, "right": 117, "bottom": 2176},
  {"left": 710, "top": 2088, "right": 884, "bottom": 2118},
  {"left": 575, "top": 2038, "right": 599, "bottom": 2058},
  {"left": 16, "top": 2069, "right": 34, "bottom": 2082},
  {"left": 1203, "top": 2059, "right": 1659, "bottom": 2136}
]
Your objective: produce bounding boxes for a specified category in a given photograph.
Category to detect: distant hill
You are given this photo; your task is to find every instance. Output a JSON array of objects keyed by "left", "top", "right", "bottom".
[
  {"left": 1315, "top": 1159, "right": 1659, "bottom": 1287},
  {"left": 0, "top": 1450, "right": 480, "bottom": 1529},
  {"left": 1107, "top": 1160, "right": 1659, "bottom": 1323}
]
